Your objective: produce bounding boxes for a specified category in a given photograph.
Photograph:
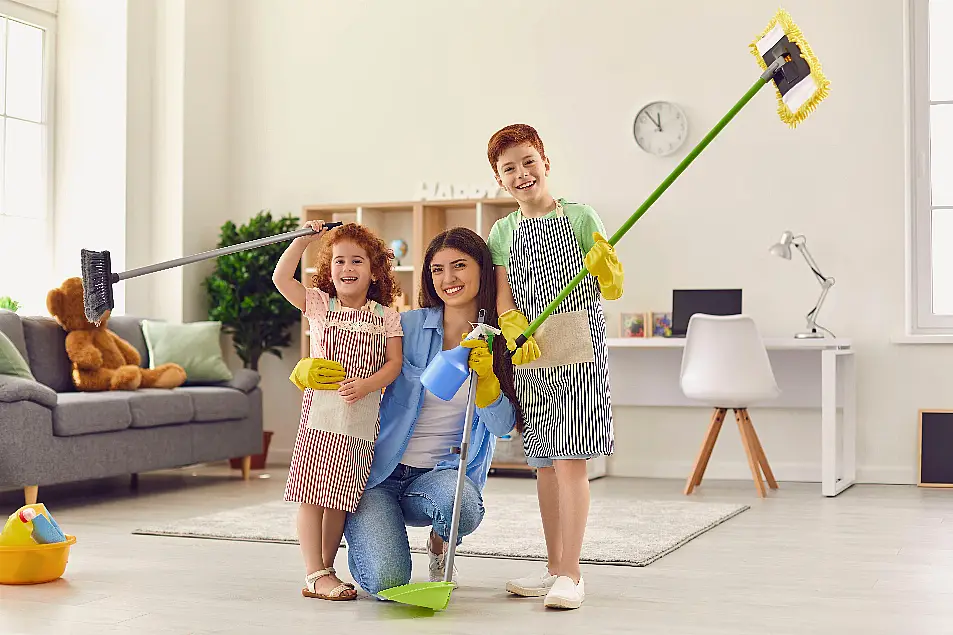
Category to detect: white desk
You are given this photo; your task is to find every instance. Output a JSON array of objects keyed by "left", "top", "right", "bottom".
[{"left": 605, "top": 337, "right": 856, "bottom": 497}]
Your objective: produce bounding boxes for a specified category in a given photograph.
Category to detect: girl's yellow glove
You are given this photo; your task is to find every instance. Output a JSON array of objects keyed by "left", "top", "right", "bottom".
[
  {"left": 584, "top": 232, "right": 624, "bottom": 300},
  {"left": 499, "top": 309, "right": 541, "bottom": 365},
  {"left": 289, "top": 357, "right": 347, "bottom": 391},
  {"left": 460, "top": 335, "right": 501, "bottom": 408}
]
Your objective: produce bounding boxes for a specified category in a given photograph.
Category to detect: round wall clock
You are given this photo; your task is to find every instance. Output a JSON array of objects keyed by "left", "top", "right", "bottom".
[{"left": 633, "top": 101, "right": 689, "bottom": 157}]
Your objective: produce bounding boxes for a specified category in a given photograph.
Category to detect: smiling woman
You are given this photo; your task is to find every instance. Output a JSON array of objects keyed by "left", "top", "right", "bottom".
[{"left": 342, "top": 226, "right": 523, "bottom": 599}]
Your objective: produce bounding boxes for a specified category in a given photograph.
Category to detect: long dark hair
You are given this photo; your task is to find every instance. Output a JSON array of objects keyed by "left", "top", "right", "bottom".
[{"left": 419, "top": 227, "right": 524, "bottom": 432}]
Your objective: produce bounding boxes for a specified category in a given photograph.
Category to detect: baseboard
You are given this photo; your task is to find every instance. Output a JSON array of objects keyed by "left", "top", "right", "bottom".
[{"left": 608, "top": 460, "right": 918, "bottom": 485}]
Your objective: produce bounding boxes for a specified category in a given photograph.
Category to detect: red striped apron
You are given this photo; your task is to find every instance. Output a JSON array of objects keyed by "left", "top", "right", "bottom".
[{"left": 284, "top": 299, "right": 387, "bottom": 512}]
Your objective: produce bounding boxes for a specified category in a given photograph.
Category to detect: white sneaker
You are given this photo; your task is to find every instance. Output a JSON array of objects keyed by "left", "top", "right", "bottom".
[
  {"left": 427, "top": 541, "right": 458, "bottom": 586},
  {"left": 505, "top": 567, "right": 558, "bottom": 597},
  {"left": 544, "top": 575, "right": 585, "bottom": 609}
]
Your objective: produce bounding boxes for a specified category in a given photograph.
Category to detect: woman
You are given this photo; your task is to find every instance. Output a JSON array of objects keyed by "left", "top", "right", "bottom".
[{"left": 343, "top": 227, "right": 522, "bottom": 597}]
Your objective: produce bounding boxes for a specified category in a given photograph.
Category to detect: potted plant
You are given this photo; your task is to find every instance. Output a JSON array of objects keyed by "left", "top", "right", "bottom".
[
  {"left": 0, "top": 297, "right": 21, "bottom": 312},
  {"left": 205, "top": 210, "right": 303, "bottom": 470}
]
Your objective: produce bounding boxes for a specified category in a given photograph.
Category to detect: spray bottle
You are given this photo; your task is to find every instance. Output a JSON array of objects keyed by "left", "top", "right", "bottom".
[{"left": 420, "top": 315, "right": 501, "bottom": 401}]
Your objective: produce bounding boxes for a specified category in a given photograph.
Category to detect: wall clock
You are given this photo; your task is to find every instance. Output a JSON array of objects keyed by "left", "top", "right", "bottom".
[{"left": 633, "top": 101, "right": 689, "bottom": 157}]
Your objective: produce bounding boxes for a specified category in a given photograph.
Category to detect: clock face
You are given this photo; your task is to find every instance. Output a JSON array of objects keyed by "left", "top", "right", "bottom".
[{"left": 633, "top": 101, "right": 688, "bottom": 157}]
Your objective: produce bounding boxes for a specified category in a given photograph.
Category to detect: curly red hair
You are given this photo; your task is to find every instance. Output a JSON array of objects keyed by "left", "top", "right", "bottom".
[
  {"left": 487, "top": 123, "right": 547, "bottom": 177},
  {"left": 310, "top": 223, "right": 402, "bottom": 307}
]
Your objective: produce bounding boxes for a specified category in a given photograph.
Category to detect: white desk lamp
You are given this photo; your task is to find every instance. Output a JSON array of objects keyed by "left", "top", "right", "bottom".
[{"left": 769, "top": 231, "right": 835, "bottom": 339}]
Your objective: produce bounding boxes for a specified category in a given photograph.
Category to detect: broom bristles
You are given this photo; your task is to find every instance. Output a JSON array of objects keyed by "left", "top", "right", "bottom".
[
  {"left": 751, "top": 7, "right": 830, "bottom": 128},
  {"left": 80, "top": 249, "right": 114, "bottom": 326}
]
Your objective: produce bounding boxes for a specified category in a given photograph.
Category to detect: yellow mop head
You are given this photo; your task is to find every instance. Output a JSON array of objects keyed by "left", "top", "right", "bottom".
[{"left": 751, "top": 8, "right": 830, "bottom": 128}]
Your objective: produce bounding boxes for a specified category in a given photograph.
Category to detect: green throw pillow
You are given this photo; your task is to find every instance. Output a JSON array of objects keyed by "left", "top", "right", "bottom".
[
  {"left": 0, "top": 330, "right": 34, "bottom": 380},
  {"left": 141, "top": 320, "right": 233, "bottom": 383}
]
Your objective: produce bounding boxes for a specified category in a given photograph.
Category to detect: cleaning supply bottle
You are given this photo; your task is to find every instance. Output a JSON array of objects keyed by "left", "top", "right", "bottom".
[
  {"left": 421, "top": 320, "right": 501, "bottom": 401},
  {"left": 0, "top": 507, "right": 39, "bottom": 546}
]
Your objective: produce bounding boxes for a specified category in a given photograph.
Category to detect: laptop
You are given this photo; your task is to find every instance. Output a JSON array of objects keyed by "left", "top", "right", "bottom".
[{"left": 671, "top": 289, "right": 743, "bottom": 337}]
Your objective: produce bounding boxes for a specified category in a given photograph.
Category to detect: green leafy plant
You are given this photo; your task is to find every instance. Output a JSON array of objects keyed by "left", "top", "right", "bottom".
[
  {"left": 0, "top": 296, "right": 21, "bottom": 312},
  {"left": 204, "top": 210, "right": 302, "bottom": 370}
]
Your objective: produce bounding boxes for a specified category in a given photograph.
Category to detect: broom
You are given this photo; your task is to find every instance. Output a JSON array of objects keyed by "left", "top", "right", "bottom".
[
  {"left": 508, "top": 7, "right": 830, "bottom": 355},
  {"left": 80, "top": 222, "right": 342, "bottom": 325}
]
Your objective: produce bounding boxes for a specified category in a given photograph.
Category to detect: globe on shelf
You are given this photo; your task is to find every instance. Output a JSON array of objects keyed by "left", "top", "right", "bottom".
[{"left": 390, "top": 239, "right": 408, "bottom": 266}]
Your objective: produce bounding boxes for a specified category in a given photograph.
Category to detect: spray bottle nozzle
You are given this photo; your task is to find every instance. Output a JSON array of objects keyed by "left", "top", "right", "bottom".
[{"left": 463, "top": 322, "right": 502, "bottom": 342}]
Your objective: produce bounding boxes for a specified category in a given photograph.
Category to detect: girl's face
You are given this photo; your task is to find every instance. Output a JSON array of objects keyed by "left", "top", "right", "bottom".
[
  {"left": 495, "top": 142, "right": 550, "bottom": 205},
  {"left": 429, "top": 248, "right": 480, "bottom": 308},
  {"left": 331, "top": 240, "right": 373, "bottom": 298}
]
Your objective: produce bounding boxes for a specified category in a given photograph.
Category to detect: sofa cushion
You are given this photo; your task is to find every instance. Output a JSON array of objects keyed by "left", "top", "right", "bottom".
[
  {"left": 0, "top": 329, "right": 33, "bottom": 380},
  {"left": 20, "top": 316, "right": 73, "bottom": 393},
  {"left": 0, "top": 309, "right": 28, "bottom": 361},
  {"left": 142, "top": 320, "right": 233, "bottom": 384},
  {"left": 128, "top": 389, "right": 194, "bottom": 428},
  {"left": 107, "top": 316, "right": 150, "bottom": 368},
  {"left": 177, "top": 387, "right": 249, "bottom": 422},
  {"left": 52, "top": 392, "right": 133, "bottom": 436}
]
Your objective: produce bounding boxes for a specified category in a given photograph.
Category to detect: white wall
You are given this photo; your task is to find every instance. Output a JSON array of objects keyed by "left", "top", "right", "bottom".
[{"left": 221, "top": 0, "right": 941, "bottom": 484}]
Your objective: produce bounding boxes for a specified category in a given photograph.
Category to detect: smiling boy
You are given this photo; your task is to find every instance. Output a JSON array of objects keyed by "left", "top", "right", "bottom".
[{"left": 485, "top": 123, "right": 624, "bottom": 609}]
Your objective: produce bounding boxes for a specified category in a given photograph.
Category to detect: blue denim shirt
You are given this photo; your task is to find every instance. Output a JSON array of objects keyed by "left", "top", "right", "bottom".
[{"left": 365, "top": 306, "right": 517, "bottom": 492}]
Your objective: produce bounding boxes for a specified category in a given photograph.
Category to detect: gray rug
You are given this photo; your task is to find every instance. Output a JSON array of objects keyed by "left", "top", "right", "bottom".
[{"left": 133, "top": 492, "right": 747, "bottom": 567}]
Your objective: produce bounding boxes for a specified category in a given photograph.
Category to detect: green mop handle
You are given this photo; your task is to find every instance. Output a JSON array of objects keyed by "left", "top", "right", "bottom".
[{"left": 508, "top": 59, "right": 785, "bottom": 355}]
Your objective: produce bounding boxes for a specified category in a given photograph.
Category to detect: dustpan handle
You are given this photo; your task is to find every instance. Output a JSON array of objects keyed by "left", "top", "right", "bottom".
[
  {"left": 443, "top": 308, "right": 485, "bottom": 580},
  {"left": 508, "top": 58, "right": 789, "bottom": 355},
  {"left": 114, "top": 223, "right": 343, "bottom": 282}
]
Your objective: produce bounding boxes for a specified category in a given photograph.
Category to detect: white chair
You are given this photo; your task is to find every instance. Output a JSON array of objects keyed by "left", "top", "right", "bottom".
[{"left": 679, "top": 314, "right": 781, "bottom": 497}]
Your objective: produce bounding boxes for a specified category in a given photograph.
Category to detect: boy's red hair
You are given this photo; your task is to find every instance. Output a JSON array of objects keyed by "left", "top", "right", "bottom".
[
  {"left": 487, "top": 123, "right": 546, "bottom": 177},
  {"left": 310, "top": 223, "right": 402, "bottom": 307}
]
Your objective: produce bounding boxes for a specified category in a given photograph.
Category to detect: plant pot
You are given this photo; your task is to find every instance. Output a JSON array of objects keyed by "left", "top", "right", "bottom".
[{"left": 230, "top": 430, "right": 273, "bottom": 470}]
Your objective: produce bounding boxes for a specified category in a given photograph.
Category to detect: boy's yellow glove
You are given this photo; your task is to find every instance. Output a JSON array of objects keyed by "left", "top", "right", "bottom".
[
  {"left": 289, "top": 357, "right": 347, "bottom": 391},
  {"left": 499, "top": 309, "right": 541, "bottom": 365},
  {"left": 584, "top": 232, "right": 624, "bottom": 300},
  {"left": 460, "top": 335, "right": 500, "bottom": 408}
]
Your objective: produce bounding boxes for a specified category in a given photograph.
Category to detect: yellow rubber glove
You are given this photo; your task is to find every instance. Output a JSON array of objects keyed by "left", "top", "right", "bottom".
[
  {"left": 289, "top": 358, "right": 347, "bottom": 391},
  {"left": 461, "top": 336, "right": 501, "bottom": 408},
  {"left": 499, "top": 309, "right": 541, "bottom": 366},
  {"left": 584, "top": 232, "right": 624, "bottom": 300}
]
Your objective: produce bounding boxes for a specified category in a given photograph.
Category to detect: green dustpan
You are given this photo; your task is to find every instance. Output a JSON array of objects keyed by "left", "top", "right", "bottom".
[
  {"left": 377, "top": 581, "right": 456, "bottom": 611},
  {"left": 376, "top": 311, "right": 487, "bottom": 611}
]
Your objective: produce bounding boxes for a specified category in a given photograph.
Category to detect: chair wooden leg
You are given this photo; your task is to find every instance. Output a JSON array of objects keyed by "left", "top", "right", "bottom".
[
  {"left": 742, "top": 410, "right": 778, "bottom": 490},
  {"left": 24, "top": 485, "right": 38, "bottom": 505},
  {"left": 734, "top": 408, "right": 767, "bottom": 498},
  {"left": 685, "top": 408, "right": 726, "bottom": 495},
  {"left": 241, "top": 456, "right": 251, "bottom": 481}
]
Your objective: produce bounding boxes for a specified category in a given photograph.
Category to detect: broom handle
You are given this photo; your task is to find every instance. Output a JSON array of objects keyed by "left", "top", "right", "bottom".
[
  {"left": 444, "top": 308, "right": 486, "bottom": 580},
  {"left": 113, "top": 223, "right": 343, "bottom": 282},
  {"left": 509, "top": 63, "right": 782, "bottom": 354}
]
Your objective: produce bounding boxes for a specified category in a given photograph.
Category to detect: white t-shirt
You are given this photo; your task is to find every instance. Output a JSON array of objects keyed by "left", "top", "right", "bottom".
[{"left": 400, "top": 379, "right": 470, "bottom": 469}]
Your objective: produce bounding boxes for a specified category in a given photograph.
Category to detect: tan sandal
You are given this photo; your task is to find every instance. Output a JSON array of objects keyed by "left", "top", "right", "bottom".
[
  {"left": 302, "top": 568, "right": 357, "bottom": 601},
  {"left": 328, "top": 567, "right": 355, "bottom": 590}
]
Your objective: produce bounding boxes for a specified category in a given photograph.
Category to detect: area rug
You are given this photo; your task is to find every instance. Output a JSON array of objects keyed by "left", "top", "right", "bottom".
[{"left": 133, "top": 492, "right": 748, "bottom": 567}]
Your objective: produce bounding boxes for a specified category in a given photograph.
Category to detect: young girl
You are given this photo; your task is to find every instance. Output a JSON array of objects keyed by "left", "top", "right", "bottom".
[
  {"left": 273, "top": 220, "right": 403, "bottom": 601},
  {"left": 486, "top": 123, "right": 624, "bottom": 610}
]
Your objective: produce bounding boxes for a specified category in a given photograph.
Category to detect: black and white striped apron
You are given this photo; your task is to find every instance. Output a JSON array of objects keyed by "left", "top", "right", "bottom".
[{"left": 507, "top": 203, "right": 614, "bottom": 459}]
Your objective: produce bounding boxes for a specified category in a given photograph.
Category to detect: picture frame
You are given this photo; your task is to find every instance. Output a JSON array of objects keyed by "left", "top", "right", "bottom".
[
  {"left": 620, "top": 312, "right": 647, "bottom": 338},
  {"left": 651, "top": 311, "right": 673, "bottom": 338}
]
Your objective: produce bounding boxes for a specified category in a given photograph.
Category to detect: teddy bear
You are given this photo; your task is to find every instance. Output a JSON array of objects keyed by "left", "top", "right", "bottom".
[{"left": 46, "top": 277, "right": 187, "bottom": 391}]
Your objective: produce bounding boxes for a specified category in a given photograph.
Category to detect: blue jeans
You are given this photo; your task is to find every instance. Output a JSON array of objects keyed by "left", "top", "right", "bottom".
[{"left": 343, "top": 464, "right": 485, "bottom": 597}]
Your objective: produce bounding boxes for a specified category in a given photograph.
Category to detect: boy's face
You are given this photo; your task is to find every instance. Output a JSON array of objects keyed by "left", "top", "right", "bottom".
[{"left": 495, "top": 143, "right": 550, "bottom": 205}]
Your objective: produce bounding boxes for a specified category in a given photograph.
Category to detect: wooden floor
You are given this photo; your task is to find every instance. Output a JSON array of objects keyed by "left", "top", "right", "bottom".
[{"left": 1, "top": 466, "right": 952, "bottom": 634}]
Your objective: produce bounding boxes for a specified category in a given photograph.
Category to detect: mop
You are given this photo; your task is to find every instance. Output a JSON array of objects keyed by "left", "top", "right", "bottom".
[
  {"left": 377, "top": 311, "right": 501, "bottom": 611},
  {"left": 508, "top": 7, "right": 830, "bottom": 355},
  {"left": 79, "top": 223, "right": 342, "bottom": 325}
]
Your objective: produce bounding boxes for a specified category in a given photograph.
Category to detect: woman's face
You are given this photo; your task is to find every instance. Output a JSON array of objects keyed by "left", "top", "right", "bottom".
[{"left": 429, "top": 247, "right": 481, "bottom": 308}]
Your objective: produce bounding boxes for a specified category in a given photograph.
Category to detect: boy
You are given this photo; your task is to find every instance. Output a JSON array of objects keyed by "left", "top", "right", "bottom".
[{"left": 485, "top": 123, "right": 623, "bottom": 609}]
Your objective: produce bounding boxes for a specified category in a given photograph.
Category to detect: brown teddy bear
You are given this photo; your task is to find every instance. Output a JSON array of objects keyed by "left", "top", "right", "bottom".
[{"left": 46, "top": 277, "right": 187, "bottom": 391}]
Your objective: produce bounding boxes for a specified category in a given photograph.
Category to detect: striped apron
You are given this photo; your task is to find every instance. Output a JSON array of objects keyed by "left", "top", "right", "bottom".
[
  {"left": 284, "top": 299, "right": 387, "bottom": 512},
  {"left": 507, "top": 203, "right": 614, "bottom": 460}
]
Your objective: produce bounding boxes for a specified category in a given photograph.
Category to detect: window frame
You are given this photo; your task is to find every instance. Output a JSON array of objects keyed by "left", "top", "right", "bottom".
[{"left": 907, "top": 0, "right": 953, "bottom": 334}]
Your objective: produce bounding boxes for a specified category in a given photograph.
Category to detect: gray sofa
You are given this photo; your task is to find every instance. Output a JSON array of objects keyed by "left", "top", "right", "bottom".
[{"left": 0, "top": 310, "right": 263, "bottom": 505}]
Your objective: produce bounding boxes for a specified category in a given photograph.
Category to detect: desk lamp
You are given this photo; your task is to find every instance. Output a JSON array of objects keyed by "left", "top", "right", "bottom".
[{"left": 769, "top": 231, "right": 835, "bottom": 339}]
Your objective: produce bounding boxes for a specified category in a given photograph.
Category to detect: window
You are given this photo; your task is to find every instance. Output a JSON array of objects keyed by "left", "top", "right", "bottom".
[
  {"left": 909, "top": 0, "right": 953, "bottom": 332},
  {"left": 0, "top": 0, "right": 54, "bottom": 316}
]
